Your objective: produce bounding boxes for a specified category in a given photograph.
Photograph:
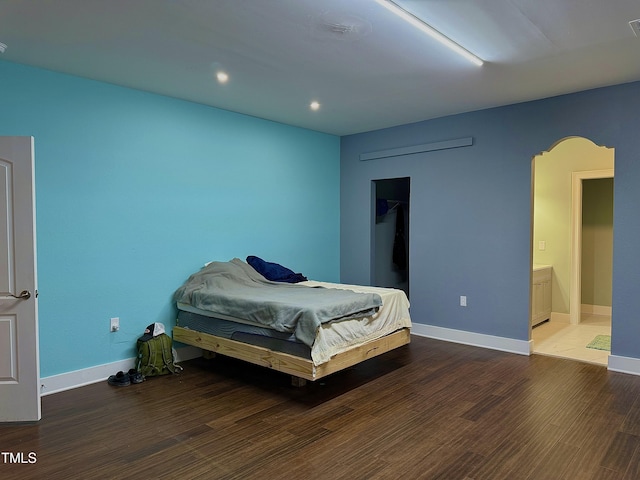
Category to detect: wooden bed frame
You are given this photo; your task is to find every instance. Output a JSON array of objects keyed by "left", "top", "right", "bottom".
[{"left": 173, "top": 325, "right": 411, "bottom": 384}]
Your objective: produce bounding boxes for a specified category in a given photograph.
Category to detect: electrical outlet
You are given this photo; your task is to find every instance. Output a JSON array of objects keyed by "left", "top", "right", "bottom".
[
  {"left": 460, "top": 296, "right": 467, "bottom": 307},
  {"left": 110, "top": 317, "right": 119, "bottom": 332}
]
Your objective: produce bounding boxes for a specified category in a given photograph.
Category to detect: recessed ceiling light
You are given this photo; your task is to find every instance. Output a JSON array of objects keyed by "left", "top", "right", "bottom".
[
  {"left": 0, "top": 42, "right": 7, "bottom": 54},
  {"left": 310, "top": 101, "right": 321, "bottom": 111},
  {"left": 216, "top": 71, "right": 229, "bottom": 84}
]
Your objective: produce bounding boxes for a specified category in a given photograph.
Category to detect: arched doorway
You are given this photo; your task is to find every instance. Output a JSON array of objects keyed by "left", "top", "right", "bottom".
[{"left": 530, "top": 137, "right": 614, "bottom": 365}]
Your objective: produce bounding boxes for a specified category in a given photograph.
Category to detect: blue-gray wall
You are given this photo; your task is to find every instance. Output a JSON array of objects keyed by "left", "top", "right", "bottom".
[
  {"left": 341, "top": 82, "right": 640, "bottom": 360},
  {"left": 0, "top": 61, "right": 340, "bottom": 377}
]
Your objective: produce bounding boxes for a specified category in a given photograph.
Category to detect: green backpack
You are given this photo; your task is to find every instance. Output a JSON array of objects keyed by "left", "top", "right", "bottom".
[{"left": 136, "top": 329, "right": 181, "bottom": 377}]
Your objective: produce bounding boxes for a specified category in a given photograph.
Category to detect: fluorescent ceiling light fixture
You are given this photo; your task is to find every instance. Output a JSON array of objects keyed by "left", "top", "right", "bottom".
[
  {"left": 216, "top": 71, "right": 229, "bottom": 83},
  {"left": 310, "top": 101, "right": 321, "bottom": 111},
  {"left": 374, "top": 0, "right": 483, "bottom": 66}
]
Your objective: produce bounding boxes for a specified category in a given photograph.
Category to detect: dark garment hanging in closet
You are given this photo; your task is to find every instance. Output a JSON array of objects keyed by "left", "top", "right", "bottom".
[{"left": 392, "top": 204, "right": 407, "bottom": 270}]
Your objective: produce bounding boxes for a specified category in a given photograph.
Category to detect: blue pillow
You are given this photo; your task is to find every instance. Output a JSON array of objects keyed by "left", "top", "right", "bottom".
[{"left": 246, "top": 256, "right": 308, "bottom": 283}]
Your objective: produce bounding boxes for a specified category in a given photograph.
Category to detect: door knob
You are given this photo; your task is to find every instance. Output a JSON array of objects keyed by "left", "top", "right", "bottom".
[{"left": 11, "top": 290, "right": 31, "bottom": 300}]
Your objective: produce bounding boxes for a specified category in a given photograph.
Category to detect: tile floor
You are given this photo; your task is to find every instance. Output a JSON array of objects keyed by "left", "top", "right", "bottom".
[{"left": 531, "top": 313, "right": 611, "bottom": 366}]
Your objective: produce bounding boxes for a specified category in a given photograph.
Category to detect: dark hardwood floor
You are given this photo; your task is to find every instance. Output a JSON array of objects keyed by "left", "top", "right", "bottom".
[{"left": 2, "top": 335, "right": 640, "bottom": 479}]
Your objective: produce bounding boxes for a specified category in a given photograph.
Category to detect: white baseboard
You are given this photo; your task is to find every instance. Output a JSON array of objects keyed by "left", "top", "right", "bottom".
[
  {"left": 40, "top": 345, "right": 202, "bottom": 396},
  {"left": 411, "top": 323, "right": 532, "bottom": 356},
  {"left": 551, "top": 312, "right": 570, "bottom": 323},
  {"left": 550, "top": 308, "right": 611, "bottom": 324},
  {"left": 39, "top": 334, "right": 640, "bottom": 394},
  {"left": 608, "top": 355, "right": 640, "bottom": 376},
  {"left": 581, "top": 304, "right": 612, "bottom": 316}
]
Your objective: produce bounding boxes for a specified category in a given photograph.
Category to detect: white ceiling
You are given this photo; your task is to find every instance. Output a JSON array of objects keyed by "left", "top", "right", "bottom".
[{"left": 1, "top": 0, "right": 640, "bottom": 136}]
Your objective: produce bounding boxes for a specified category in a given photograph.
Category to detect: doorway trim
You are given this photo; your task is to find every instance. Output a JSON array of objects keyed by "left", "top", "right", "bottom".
[{"left": 570, "top": 169, "right": 614, "bottom": 325}]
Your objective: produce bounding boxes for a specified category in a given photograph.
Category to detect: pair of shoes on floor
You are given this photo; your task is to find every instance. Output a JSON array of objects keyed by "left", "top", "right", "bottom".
[{"left": 108, "top": 369, "right": 145, "bottom": 387}]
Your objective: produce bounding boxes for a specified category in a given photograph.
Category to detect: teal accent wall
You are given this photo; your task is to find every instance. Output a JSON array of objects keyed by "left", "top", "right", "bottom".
[{"left": 0, "top": 61, "right": 340, "bottom": 377}]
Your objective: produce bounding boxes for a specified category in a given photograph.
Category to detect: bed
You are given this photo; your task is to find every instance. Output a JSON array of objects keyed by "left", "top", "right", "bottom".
[{"left": 172, "top": 258, "right": 411, "bottom": 384}]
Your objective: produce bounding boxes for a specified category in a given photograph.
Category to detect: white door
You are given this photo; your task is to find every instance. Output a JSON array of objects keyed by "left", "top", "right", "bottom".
[{"left": 0, "top": 137, "right": 40, "bottom": 422}]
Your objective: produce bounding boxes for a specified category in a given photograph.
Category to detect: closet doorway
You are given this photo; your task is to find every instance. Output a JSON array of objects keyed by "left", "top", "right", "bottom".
[{"left": 372, "top": 177, "right": 410, "bottom": 298}]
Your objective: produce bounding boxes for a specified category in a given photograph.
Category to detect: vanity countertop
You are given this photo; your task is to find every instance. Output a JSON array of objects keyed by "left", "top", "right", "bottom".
[{"left": 533, "top": 264, "right": 552, "bottom": 272}]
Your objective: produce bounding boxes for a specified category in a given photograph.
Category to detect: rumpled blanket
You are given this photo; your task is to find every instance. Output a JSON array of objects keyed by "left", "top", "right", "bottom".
[{"left": 173, "top": 258, "right": 382, "bottom": 347}]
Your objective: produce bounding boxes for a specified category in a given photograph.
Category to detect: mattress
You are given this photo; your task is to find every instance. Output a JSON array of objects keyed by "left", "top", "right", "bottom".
[
  {"left": 176, "top": 308, "right": 312, "bottom": 359},
  {"left": 176, "top": 281, "right": 411, "bottom": 366}
]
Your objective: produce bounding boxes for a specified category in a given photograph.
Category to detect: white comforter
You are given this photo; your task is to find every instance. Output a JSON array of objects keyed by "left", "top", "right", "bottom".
[{"left": 300, "top": 281, "right": 411, "bottom": 365}]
